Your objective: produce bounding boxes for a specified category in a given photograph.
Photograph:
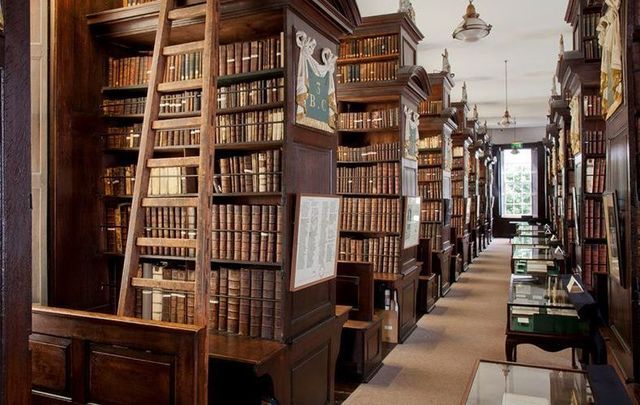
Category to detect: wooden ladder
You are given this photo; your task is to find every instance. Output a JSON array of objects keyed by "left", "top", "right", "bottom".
[{"left": 117, "top": 0, "right": 217, "bottom": 326}]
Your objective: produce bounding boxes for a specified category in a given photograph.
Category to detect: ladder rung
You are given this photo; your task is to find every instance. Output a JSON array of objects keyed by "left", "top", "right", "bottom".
[
  {"left": 168, "top": 4, "right": 206, "bottom": 21},
  {"left": 158, "top": 79, "right": 203, "bottom": 93},
  {"left": 137, "top": 238, "right": 197, "bottom": 249},
  {"left": 131, "top": 277, "right": 195, "bottom": 293},
  {"left": 142, "top": 197, "right": 200, "bottom": 207},
  {"left": 147, "top": 156, "right": 200, "bottom": 168},
  {"left": 163, "top": 41, "right": 205, "bottom": 56},
  {"left": 152, "top": 116, "right": 201, "bottom": 130}
]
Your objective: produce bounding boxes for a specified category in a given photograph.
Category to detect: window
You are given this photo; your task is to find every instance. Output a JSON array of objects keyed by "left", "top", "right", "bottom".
[{"left": 501, "top": 148, "right": 533, "bottom": 218}]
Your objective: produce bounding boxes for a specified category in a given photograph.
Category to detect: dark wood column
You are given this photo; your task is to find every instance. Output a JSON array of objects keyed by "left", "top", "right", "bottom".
[{"left": 0, "top": 0, "right": 32, "bottom": 403}]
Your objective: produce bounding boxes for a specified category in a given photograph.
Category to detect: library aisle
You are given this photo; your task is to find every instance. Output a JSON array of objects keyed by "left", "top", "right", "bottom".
[{"left": 344, "top": 239, "right": 573, "bottom": 405}]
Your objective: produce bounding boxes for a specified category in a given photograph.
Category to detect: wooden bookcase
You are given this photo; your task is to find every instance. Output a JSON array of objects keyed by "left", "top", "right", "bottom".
[
  {"left": 451, "top": 101, "right": 472, "bottom": 278},
  {"left": 417, "top": 71, "right": 455, "bottom": 300},
  {"left": 559, "top": 0, "right": 607, "bottom": 295},
  {"left": 335, "top": 13, "right": 429, "bottom": 344},
  {"left": 49, "top": 1, "right": 362, "bottom": 403},
  {"left": 467, "top": 118, "right": 480, "bottom": 260},
  {"left": 476, "top": 129, "right": 491, "bottom": 251}
]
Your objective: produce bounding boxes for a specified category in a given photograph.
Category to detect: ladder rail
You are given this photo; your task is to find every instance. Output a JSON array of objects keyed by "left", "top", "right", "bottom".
[
  {"left": 118, "top": 0, "right": 176, "bottom": 317},
  {"left": 193, "top": 0, "right": 218, "bottom": 326}
]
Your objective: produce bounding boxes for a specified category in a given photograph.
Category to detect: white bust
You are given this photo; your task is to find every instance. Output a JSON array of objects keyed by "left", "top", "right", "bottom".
[
  {"left": 462, "top": 82, "right": 468, "bottom": 103},
  {"left": 442, "top": 49, "right": 451, "bottom": 73}
]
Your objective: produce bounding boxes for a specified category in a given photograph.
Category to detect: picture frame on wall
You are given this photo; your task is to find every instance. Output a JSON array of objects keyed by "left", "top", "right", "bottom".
[
  {"left": 403, "top": 196, "right": 421, "bottom": 249},
  {"left": 603, "top": 191, "right": 624, "bottom": 288},
  {"left": 290, "top": 194, "right": 341, "bottom": 292}
]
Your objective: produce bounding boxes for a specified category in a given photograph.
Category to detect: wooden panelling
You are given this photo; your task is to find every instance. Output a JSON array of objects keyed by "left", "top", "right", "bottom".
[
  {"left": 88, "top": 345, "right": 173, "bottom": 404},
  {"left": 30, "top": 306, "right": 206, "bottom": 404},
  {"left": 1, "top": 0, "right": 33, "bottom": 403},
  {"left": 291, "top": 344, "right": 330, "bottom": 404},
  {"left": 30, "top": 335, "right": 71, "bottom": 394}
]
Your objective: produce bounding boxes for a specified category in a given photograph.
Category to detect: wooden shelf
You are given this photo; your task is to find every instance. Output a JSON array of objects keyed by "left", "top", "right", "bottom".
[
  {"left": 215, "top": 141, "right": 284, "bottom": 151},
  {"left": 337, "top": 193, "right": 401, "bottom": 198},
  {"left": 218, "top": 101, "right": 285, "bottom": 115},
  {"left": 337, "top": 159, "right": 399, "bottom": 165},
  {"left": 339, "top": 127, "right": 399, "bottom": 133},
  {"left": 337, "top": 53, "right": 399, "bottom": 65},
  {"left": 340, "top": 230, "right": 400, "bottom": 237},
  {"left": 208, "top": 333, "right": 287, "bottom": 366},
  {"left": 218, "top": 69, "right": 285, "bottom": 87}
]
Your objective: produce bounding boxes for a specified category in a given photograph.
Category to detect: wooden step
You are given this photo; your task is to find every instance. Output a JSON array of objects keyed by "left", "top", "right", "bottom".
[
  {"left": 147, "top": 156, "right": 200, "bottom": 168},
  {"left": 131, "top": 277, "right": 195, "bottom": 293},
  {"left": 157, "top": 79, "right": 203, "bottom": 93},
  {"left": 137, "top": 237, "right": 197, "bottom": 249},
  {"left": 168, "top": 4, "right": 206, "bottom": 21},
  {"left": 163, "top": 41, "right": 205, "bottom": 56},
  {"left": 142, "top": 197, "right": 199, "bottom": 208},
  {"left": 152, "top": 116, "right": 201, "bottom": 131}
]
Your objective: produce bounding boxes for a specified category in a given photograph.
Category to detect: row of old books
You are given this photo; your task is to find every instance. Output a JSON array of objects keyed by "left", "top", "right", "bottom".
[
  {"left": 582, "top": 13, "right": 600, "bottom": 38},
  {"left": 418, "top": 154, "right": 442, "bottom": 166},
  {"left": 419, "top": 182, "right": 442, "bottom": 199},
  {"left": 135, "top": 264, "right": 195, "bottom": 323},
  {"left": 584, "top": 39, "right": 602, "bottom": 60},
  {"left": 102, "top": 91, "right": 202, "bottom": 116},
  {"left": 142, "top": 207, "right": 197, "bottom": 257},
  {"left": 219, "top": 34, "right": 285, "bottom": 77},
  {"left": 338, "top": 236, "right": 400, "bottom": 273},
  {"left": 216, "top": 108, "right": 285, "bottom": 144},
  {"left": 149, "top": 167, "right": 192, "bottom": 196},
  {"left": 585, "top": 158, "right": 606, "bottom": 193},
  {"left": 340, "top": 197, "right": 401, "bottom": 233},
  {"left": 451, "top": 217, "right": 465, "bottom": 235},
  {"left": 105, "top": 125, "right": 201, "bottom": 150},
  {"left": 418, "top": 101, "right": 443, "bottom": 115},
  {"left": 452, "top": 198, "right": 465, "bottom": 216},
  {"left": 218, "top": 78, "right": 285, "bottom": 110},
  {"left": 105, "top": 203, "right": 131, "bottom": 254},
  {"left": 216, "top": 150, "right": 281, "bottom": 194},
  {"left": 584, "top": 198, "right": 605, "bottom": 239},
  {"left": 211, "top": 204, "right": 282, "bottom": 264},
  {"left": 452, "top": 181, "right": 465, "bottom": 196},
  {"left": 103, "top": 165, "right": 136, "bottom": 196},
  {"left": 209, "top": 268, "right": 283, "bottom": 340},
  {"left": 122, "top": 0, "right": 154, "bottom": 7},
  {"left": 337, "top": 142, "right": 401, "bottom": 162},
  {"left": 584, "top": 130, "right": 605, "bottom": 155},
  {"left": 337, "top": 61, "right": 398, "bottom": 84},
  {"left": 452, "top": 169, "right": 466, "bottom": 181},
  {"left": 107, "top": 55, "right": 152, "bottom": 88},
  {"left": 453, "top": 146, "right": 465, "bottom": 158},
  {"left": 420, "top": 223, "right": 441, "bottom": 251},
  {"left": 107, "top": 52, "right": 203, "bottom": 88},
  {"left": 338, "top": 107, "right": 399, "bottom": 130},
  {"left": 418, "top": 168, "right": 442, "bottom": 182},
  {"left": 338, "top": 34, "right": 399, "bottom": 59},
  {"left": 418, "top": 136, "right": 442, "bottom": 150},
  {"left": 420, "top": 201, "right": 441, "bottom": 222},
  {"left": 337, "top": 163, "right": 400, "bottom": 194},
  {"left": 583, "top": 95, "right": 603, "bottom": 117},
  {"left": 583, "top": 244, "right": 607, "bottom": 276}
]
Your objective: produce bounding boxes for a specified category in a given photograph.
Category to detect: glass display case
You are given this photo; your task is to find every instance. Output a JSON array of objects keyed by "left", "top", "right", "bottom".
[
  {"left": 508, "top": 273, "right": 588, "bottom": 335},
  {"left": 512, "top": 259, "right": 557, "bottom": 275},
  {"left": 511, "top": 236, "right": 553, "bottom": 247},
  {"left": 463, "top": 360, "right": 593, "bottom": 405}
]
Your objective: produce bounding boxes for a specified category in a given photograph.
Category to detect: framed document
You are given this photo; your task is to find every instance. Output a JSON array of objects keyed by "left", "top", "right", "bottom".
[
  {"left": 603, "top": 191, "right": 624, "bottom": 287},
  {"left": 403, "top": 196, "right": 421, "bottom": 249},
  {"left": 291, "top": 194, "right": 341, "bottom": 292}
]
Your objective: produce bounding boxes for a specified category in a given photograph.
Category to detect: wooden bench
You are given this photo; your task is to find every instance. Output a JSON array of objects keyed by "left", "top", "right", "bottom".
[{"left": 31, "top": 306, "right": 207, "bottom": 404}]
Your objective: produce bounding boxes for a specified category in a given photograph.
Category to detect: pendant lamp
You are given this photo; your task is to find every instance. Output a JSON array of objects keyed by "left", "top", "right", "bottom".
[
  {"left": 453, "top": 0, "right": 492, "bottom": 42},
  {"left": 498, "top": 60, "right": 515, "bottom": 128}
]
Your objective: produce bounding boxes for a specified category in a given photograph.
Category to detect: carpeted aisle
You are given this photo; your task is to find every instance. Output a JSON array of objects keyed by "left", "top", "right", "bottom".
[{"left": 344, "top": 238, "right": 573, "bottom": 405}]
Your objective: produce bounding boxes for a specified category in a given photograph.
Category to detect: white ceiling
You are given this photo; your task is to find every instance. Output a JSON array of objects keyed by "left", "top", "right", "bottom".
[{"left": 355, "top": 0, "right": 574, "bottom": 128}]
